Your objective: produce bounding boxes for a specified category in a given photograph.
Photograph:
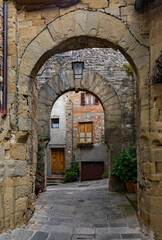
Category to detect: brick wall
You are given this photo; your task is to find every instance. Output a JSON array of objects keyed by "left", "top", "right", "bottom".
[{"left": 65, "top": 91, "right": 105, "bottom": 165}]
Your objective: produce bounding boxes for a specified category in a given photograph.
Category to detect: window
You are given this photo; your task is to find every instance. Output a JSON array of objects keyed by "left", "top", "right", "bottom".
[
  {"left": 80, "top": 92, "right": 99, "bottom": 106},
  {"left": 51, "top": 118, "right": 59, "bottom": 128},
  {"left": 81, "top": 92, "right": 85, "bottom": 106},
  {"left": 79, "top": 122, "right": 93, "bottom": 143},
  {"left": 94, "top": 96, "right": 99, "bottom": 105}
]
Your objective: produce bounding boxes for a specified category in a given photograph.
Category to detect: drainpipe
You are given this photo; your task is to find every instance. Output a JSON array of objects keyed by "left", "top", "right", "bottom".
[
  {"left": 3, "top": 2, "right": 7, "bottom": 117},
  {"left": 69, "top": 99, "right": 74, "bottom": 160}
]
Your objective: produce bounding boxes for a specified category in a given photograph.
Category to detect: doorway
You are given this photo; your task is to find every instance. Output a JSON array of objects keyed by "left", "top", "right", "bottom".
[{"left": 51, "top": 148, "right": 65, "bottom": 175}]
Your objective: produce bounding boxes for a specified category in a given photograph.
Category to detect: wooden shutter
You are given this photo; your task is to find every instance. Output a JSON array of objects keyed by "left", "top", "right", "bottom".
[
  {"left": 95, "top": 96, "right": 99, "bottom": 105},
  {"left": 81, "top": 93, "right": 85, "bottom": 106},
  {"left": 85, "top": 123, "right": 93, "bottom": 143},
  {"left": 79, "top": 123, "right": 85, "bottom": 142}
]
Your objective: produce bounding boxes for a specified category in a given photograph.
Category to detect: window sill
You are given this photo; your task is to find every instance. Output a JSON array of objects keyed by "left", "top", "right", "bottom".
[{"left": 77, "top": 142, "right": 94, "bottom": 148}]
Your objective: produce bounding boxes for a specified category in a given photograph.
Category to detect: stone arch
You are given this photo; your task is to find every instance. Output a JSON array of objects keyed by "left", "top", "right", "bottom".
[
  {"left": 19, "top": 9, "right": 149, "bottom": 83},
  {"left": 38, "top": 70, "right": 122, "bottom": 189},
  {"left": 14, "top": 8, "right": 151, "bottom": 235}
]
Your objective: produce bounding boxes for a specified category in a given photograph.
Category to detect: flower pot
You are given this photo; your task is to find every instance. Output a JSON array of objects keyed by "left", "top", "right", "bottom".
[
  {"left": 69, "top": 179, "right": 73, "bottom": 182},
  {"left": 133, "top": 183, "right": 138, "bottom": 196},
  {"left": 126, "top": 181, "right": 135, "bottom": 193}
]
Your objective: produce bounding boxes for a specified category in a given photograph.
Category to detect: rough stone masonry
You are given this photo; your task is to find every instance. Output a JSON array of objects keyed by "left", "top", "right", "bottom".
[{"left": 0, "top": 0, "right": 161, "bottom": 239}]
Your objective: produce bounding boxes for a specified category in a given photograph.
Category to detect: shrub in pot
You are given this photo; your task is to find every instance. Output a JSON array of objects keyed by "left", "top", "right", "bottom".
[
  {"left": 64, "top": 171, "right": 78, "bottom": 182},
  {"left": 111, "top": 144, "right": 137, "bottom": 192},
  {"left": 64, "top": 155, "right": 80, "bottom": 183}
]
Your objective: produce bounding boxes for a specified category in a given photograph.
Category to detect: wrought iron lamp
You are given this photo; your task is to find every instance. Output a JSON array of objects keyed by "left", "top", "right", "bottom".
[
  {"left": 72, "top": 61, "right": 84, "bottom": 79},
  {"left": 72, "top": 61, "right": 84, "bottom": 92}
]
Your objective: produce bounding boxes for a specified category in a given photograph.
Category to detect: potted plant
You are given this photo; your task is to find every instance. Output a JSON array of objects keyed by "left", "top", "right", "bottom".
[
  {"left": 64, "top": 171, "right": 78, "bottom": 182},
  {"left": 111, "top": 144, "right": 137, "bottom": 193},
  {"left": 64, "top": 155, "right": 80, "bottom": 183}
]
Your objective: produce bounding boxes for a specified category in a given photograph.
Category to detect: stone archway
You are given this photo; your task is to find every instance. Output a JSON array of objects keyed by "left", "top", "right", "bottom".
[
  {"left": 38, "top": 70, "right": 123, "bottom": 190},
  {"left": 16, "top": 9, "right": 150, "bottom": 235},
  {"left": 3, "top": 7, "right": 156, "bottom": 236}
]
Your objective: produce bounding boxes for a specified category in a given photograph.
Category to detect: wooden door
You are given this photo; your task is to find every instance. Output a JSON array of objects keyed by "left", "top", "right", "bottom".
[{"left": 51, "top": 148, "right": 65, "bottom": 175}]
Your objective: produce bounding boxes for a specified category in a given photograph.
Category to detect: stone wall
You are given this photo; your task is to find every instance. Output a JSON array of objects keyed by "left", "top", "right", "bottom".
[
  {"left": 137, "top": 2, "right": 162, "bottom": 239},
  {"left": 37, "top": 48, "right": 136, "bottom": 149},
  {"left": 0, "top": 0, "right": 161, "bottom": 238}
]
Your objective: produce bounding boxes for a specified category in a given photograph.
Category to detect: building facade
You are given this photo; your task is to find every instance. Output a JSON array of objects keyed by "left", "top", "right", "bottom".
[{"left": 48, "top": 91, "right": 108, "bottom": 181}]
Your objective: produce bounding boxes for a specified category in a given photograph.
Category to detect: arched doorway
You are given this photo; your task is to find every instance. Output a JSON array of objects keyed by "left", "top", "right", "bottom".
[
  {"left": 3, "top": 8, "right": 154, "bottom": 236},
  {"left": 38, "top": 70, "right": 123, "bottom": 189}
]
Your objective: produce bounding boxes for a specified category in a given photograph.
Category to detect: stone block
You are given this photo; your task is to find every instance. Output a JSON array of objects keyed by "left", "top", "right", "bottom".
[
  {"left": 157, "top": 163, "right": 162, "bottom": 173},
  {"left": 11, "top": 143, "right": 27, "bottom": 160},
  {"left": 105, "top": 7, "right": 120, "bottom": 16},
  {"left": 48, "top": 18, "right": 64, "bottom": 44},
  {"left": 14, "top": 161, "right": 27, "bottom": 177},
  {"left": 26, "top": 11, "right": 42, "bottom": 21},
  {"left": 15, "top": 186, "right": 30, "bottom": 199},
  {"left": 151, "top": 147, "right": 162, "bottom": 162},
  {"left": 147, "top": 174, "right": 161, "bottom": 182},
  {"left": 87, "top": 11, "right": 99, "bottom": 36},
  {"left": 82, "top": 0, "right": 108, "bottom": 9},
  {"left": 15, "top": 131, "right": 29, "bottom": 143},
  {"left": 14, "top": 176, "right": 29, "bottom": 187},
  {"left": 74, "top": 10, "right": 88, "bottom": 36},
  {"left": 61, "top": 12, "right": 75, "bottom": 38},
  {"left": 97, "top": 13, "right": 125, "bottom": 44},
  {"left": 18, "top": 117, "right": 31, "bottom": 131},
  {"left": 15, "top": 197, "right": 28, "bottom": 212},
  {"left": 42, "top": 7, "right": 59, "bottom": 19}
]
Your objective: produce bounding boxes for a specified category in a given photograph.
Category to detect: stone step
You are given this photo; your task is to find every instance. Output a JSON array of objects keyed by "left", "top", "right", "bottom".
[{"left": 47, "top": 176, "right": 65, "bottom": 185}]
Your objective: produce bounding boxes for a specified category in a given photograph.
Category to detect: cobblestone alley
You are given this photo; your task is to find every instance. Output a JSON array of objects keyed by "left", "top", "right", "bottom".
[{"left": 0, "top": 179, "right": 144, "bottom": 240}]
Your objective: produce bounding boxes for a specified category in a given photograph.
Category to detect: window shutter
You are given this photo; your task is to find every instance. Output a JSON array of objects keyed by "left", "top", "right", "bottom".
[
  {"left": 95, "top": 96, "right": 99, "bottom": 105},
  {"left": 81, "top": 93, "right": 85, "bottom": 106}
]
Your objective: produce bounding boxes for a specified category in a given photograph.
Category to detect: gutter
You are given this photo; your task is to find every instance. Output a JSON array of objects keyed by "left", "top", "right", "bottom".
[{"left": 3, "top": 2, "right": 7, "bottom": 117}]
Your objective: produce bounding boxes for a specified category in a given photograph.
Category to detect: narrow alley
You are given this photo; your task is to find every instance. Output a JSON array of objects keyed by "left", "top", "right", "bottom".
[{"left": 0, "top": 179, "right": 143, "bottom": 240}]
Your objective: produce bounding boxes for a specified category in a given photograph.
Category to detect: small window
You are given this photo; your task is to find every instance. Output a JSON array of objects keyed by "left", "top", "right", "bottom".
[
  {"left": 51, "top": 118, "right": 59, "bottom": 128},
  {"left": 86, "top": 93, "right": 90, "bottom": 105},
  {"left": 79, "top": 122, "right": 93, "bottom": 143},
  {"left": 94, "top": 97, "right": 99, "bottom": 105},
  {"left": 91, "top": 95, "right": 94, "bottom": 105},
  {"left": 81, "top": 92, "right": 85, "bottom": 106}
]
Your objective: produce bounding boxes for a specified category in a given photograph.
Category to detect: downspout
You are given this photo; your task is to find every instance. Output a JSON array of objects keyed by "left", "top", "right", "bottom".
[
  {"left": 69, "top": 99, "right": 74, "bottom": 160},
  {"left": 3, "top": 2, "right": 7, "bottom": 117}
]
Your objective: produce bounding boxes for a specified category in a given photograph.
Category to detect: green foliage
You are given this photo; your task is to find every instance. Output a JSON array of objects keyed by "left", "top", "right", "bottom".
[
  {"left": 35, "top": 165, "right": 44, "bottom": 195},
  {"left": 111, "top": 144, "right": 137, "bottom": 183},
  {"left": 64, "top": 171, "right": 78, "bottom": 182},
  {"left": 101, "top": 172, "right": 109, "bottom": 179},
  {"left": 123, "top": 64, "right": 134, "bottom": 76},
  {"left": 68, "top": 155, "right": 80, "bottom": 178},
  {"left": 64, "top": 155, "right": 80, "bottom": 183},
  {"left": 152, "top": 51, "right": 162, "bottom": 84}
]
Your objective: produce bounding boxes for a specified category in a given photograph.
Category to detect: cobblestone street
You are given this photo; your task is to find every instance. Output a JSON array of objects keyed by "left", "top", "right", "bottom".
[{"left": 0, "top": 179, "right": 143, "bottom": 240}]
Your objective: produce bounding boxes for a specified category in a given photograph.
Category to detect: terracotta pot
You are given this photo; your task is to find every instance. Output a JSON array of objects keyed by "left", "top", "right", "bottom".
[
  {"left": 126, "top": 181, "right": 135, "bottom": 193},
  {"left": 69, "top": 179, "right": 73, "bottom": 182},
  {"left": 133, "top": 183, "right": 138, "bottom": 196}
]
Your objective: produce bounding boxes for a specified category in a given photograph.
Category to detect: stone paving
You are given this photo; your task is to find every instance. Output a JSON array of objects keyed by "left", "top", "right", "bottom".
[{"left": 0, "top": 179, "right": 144, "bottom": 240}]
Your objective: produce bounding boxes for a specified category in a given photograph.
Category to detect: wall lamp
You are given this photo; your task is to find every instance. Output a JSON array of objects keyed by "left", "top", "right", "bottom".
[{"left": 72, "top": 61, "right": 84, "bottom": 92}]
